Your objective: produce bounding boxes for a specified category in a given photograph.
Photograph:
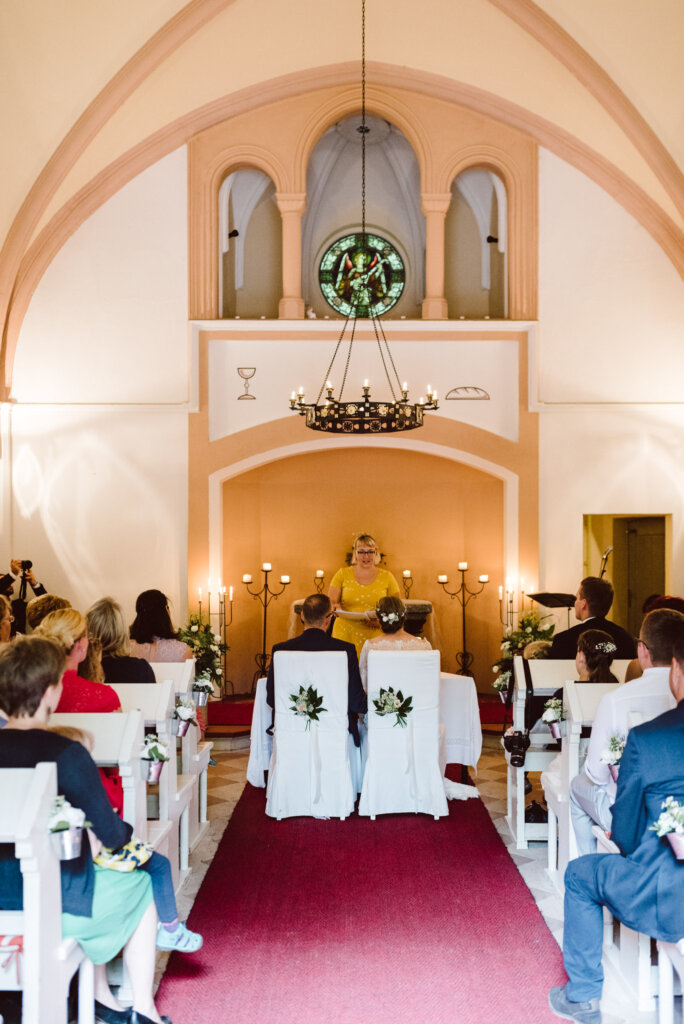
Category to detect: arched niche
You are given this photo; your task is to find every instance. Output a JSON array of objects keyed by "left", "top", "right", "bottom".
[
  {"left": 218, "top": 168, "right": 282, "bottom": 319},
  {"left": 445, "top": 168, "right": 508, "bottom": 318},
  {"left": 301, "top": 112, "right": 424, "bottom": 319}
]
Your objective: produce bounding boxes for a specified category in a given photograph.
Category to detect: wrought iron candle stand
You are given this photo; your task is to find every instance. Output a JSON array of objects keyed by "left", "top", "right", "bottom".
[
  {"left": 401, "top": 570, "right": 413, "bottom": 599},
  {"left": 437, "top": 564, "right": 489, "bottom": 675},
  {"left": 242, "top": 565, "right": 291, "bottom": 691},
  {"left": 499, "top": 581, "right": 526, "bottom": 631},
  {"left": 313, "top": 570, "right": 326, "bottom": 594}
]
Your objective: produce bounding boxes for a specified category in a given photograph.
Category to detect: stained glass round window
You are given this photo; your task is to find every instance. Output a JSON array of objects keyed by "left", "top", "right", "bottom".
[{"left": 318, "top": 232, "right": 405, "bottom": 318}]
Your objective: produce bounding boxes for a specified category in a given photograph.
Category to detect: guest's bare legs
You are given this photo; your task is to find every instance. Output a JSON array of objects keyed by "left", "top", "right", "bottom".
[
  {"left": 123, "top": 901, "right": 164, "bottom": 1023},
  {"left": 93, "top": 964, "right": 125, "bottom": 1010}
]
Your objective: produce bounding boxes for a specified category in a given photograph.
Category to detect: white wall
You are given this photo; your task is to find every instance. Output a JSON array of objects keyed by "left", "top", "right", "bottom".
[
  {"left": 537, "top": 148, "right": 684, "bottom": 596},
  {"left": 2, "top": 147, "right": 190, "bottom": 619}
]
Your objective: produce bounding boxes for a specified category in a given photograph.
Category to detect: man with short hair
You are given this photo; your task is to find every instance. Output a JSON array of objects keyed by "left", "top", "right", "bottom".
[
  {"left": 549, "top": 615, "right": 684, "bottom": 1024},
  {"left": 548, "top": 577, "right": 635, "bottom": 661},
  {"left": 569, "top": 607, "right": 682, "bottom": 855},
  {"left": 266, "top": 593, "right": 367, "bottom": 744}
]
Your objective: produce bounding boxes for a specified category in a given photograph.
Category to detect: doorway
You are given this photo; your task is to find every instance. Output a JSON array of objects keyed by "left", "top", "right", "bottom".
[{"left": 584, "top": 515, "right": 667, "bottom": 636}]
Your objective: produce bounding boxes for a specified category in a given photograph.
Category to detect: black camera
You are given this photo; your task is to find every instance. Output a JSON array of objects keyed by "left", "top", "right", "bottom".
[
  {"left": 20, "top": 560, "right": 32, "bottom": 572},
  {"left": 503, "top": 730, "right": 530, "bottom": 768}
]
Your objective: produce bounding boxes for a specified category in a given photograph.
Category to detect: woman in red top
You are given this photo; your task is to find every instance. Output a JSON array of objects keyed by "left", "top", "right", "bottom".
[
  {"left": 35, "top": 607, "right": 123, "bottom": 810},
  {"left": 35, "top": 608, "right": 121, "bottom": 713}
]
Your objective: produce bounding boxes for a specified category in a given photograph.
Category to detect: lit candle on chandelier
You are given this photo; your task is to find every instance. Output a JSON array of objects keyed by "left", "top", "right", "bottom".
[
  {"left": 262, "top": 562, "right": 271, "bottom": 572},
  {"left": 437, "top": 573, "right": 448, "bottom": 584},
  {"left": 458, "top": 561, "right": 468, "bottom": 571},
  {"left": 280, "top": 575, "right": 290, "bottom": 584},
  {"left": 403, "top": 569, "right": 411, "bottom": 578},
  {"left": 242, "top": 574, "right": 252, "bottom": 584},
  {"left": 479, "top": 574, "right": 489, "bottom": 583},
  {"left": 316, "top": 569, "right": 324, "bottom": 578}
]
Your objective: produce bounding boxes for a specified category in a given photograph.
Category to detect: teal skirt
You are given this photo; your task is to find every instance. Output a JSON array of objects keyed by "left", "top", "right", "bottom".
[{"left": 62, "top": 864, "right": 153, "bottom": 964}]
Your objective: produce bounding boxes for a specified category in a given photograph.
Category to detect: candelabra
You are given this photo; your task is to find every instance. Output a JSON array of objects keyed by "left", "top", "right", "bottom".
[
  {"left": 498, "top": 580, "right": 526, "bottom": 632},
  {"left": 436, "top": 563, "right": 489, "bottom": 675},
  {"left": 242, "top": 564, "right": 291, "bottom": 690},
  {"left": 313, "top": 569, "right": 326, "bottom": 594},
  {"left": 198, "top": 581, "right": 235, "bottom": 696},
  {"left": 401, "top": 569, "right": 413, "bottom": 599}
]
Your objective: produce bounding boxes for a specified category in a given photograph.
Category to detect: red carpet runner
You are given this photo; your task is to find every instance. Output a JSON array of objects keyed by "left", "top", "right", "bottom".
[{"left": 157, "top": 779, "right": 565, "bottom": 1023}]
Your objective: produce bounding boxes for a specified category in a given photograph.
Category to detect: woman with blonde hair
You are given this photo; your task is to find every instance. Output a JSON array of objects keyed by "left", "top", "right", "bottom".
[
  {"left": 87, "top": 597, "right": 155, "bottom": 684},
  {"left": 328, "top": 533, "right": 400, "bottom": 657},
  {"left": 36, "top": 608, "right": 121, "bottom": 714},
  {"left": 0, "top": 594, "right": 12, "bottom": 645}
]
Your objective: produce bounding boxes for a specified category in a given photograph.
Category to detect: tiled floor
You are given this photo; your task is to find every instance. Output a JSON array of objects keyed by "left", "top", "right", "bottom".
[{"left": 166, "top": 733, "right": 671, "bottom": 1024}]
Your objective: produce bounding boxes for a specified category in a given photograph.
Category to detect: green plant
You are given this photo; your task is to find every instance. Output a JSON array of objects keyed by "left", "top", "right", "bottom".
[
  {"left": 177, "top": 616, "right": 228, "bottom": 686},
  {"left": 491, "top": 610, "right": 555, "bottom": 696}
]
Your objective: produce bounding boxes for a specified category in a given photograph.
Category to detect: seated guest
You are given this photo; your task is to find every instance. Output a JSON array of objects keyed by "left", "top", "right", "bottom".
[
  {"left": 575, "top": 629, "right": 618, "bottom": 683},
  {"left": 0, "top": 594, "right": 12, "bottom": 645},
  {"left": 549, "top": 616, "right": 684, "bottom": 1024},
  {"left": 87, "top": 597, "right": 155, "bottom": 684},
  {"left": 569, "top": 607, "right": 682, "bottom": 856},
  {"left": 623, "top": 595, "right": 684, "bottom": 682},
  {"left": 35, "top": 608, "right": 121, "bottom": 714},
  {"left": 129, "top": 589, "right": 192, "bottom": 663},
  {"left": 0, "top": 636, "right": 168, "bottom": 1024},
  {"left": 266, "top": 593, "right": 367, "bottom": 746},
  {"left": 26, "top": 593, "right": 71, "bottom": 632},
  {"left": 359, "top": 596, "right": 431, "bottom": 691},
  {"left": 548, "top": 577, "right": 635, "bottom": 661}
]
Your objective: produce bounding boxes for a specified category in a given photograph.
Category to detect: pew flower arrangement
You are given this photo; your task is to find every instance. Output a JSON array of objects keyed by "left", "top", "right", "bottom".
[
  {"left": 600, "top": 734, "right": 626, "bottom": 766},
  {"left": 290, "top": 685, "right": 327, "bottom": 730},
  {"left": 650, "top": 796, "right": 684, "bottom": 837},
  {"left": 373, "top": 686, "right": 413, "bottom": 728},
  {"left": 177, "top": 616, "right": 228, "bottom": 686},
  {"left": 48, "top": 796, "right": 89, "bottom": 833},
  {"left": 141, "top": 733, "right": 169, "bottom": 762},
  {"left": 192, "top": 677, "right": 213, "bottom": 694},
  {"left": 542, "top": 697, "right": 565, "bottom": 724},
  {"left": 174, "top": 697, "right": 198, "bottom": 727},
  {"left": 492, "top": 610, "right": 555, "bottom": 695}
]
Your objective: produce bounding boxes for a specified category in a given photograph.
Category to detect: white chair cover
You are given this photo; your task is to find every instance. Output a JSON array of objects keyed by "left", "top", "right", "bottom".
[
  {"left": 359, "top": 650, "right": 448, "bottom": 819},
  {"left": 246, "top": 677, "right": 273, "bottom": 787},
  {"left": 265, "top": 651, "right": 354, "bottom": 820}
]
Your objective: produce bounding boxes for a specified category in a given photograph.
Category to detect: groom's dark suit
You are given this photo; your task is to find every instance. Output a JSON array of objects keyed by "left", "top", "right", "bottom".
[
  {"left": 562, "top": 699, "right": 684, "bottom": 1002},
  {"left": 548, "top": 616, "right": 635, "bottom": 660},
  {"left": 266, "top": 627, "right": 367, "bottom": 746}
]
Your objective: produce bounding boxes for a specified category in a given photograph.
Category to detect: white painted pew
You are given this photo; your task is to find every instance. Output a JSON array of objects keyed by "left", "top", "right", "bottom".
[
  {"left": 657, "top": 938, "right": 684, "bottom": 1024},
  {"left": 542, "top": 680, "right": 621, "bottom": 885},
  {"left": 110, "top": 682, "right": 183, "bottom": 887},
  {"left": 50, "top": 710, "right": 146, "bottom": 838},
  {"left": 149, "top": 660, "right": 213, "bottom": 852},
  {"left": 0, "top": 763, "right": 94, "bottom": 1024}
]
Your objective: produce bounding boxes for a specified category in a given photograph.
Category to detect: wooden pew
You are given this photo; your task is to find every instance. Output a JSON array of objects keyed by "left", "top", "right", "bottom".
[
  {"left": 149, "top": 661, "right": 213, "bottom": 852},
  {"left": 0, "top": 763, "right": 94, "bottom": 1024}
]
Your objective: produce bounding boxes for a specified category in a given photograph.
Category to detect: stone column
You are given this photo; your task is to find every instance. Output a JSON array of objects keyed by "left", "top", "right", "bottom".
[
  {"left": 421, "top": 192, "right": 451, "bottom": 320},
  {"left": 276, "top": 192, "right": 306, "bottom": 319}
]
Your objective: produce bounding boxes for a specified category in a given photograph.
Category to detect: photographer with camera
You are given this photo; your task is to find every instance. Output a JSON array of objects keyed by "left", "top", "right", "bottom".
[{"left": 0, "top": 559, "right": 47, "bottom": 636}]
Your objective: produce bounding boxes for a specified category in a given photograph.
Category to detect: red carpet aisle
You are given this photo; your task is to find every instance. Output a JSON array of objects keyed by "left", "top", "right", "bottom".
[{"left": 157, "top": 779, "right": 565, "bottom": 1024}]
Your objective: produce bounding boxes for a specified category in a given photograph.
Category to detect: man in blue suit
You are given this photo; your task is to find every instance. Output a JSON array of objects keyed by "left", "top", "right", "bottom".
[
  {"left": 549, "top": 616, "right": 684, "bottom": 1024},
  {"left": 266, "top": 593, "right": 367, "bottom": 746}
]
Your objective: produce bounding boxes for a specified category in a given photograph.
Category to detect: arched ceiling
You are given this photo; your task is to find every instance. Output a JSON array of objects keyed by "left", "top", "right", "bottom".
[{"left": 1, "top": 0, "right": 682, "bottom": 396}]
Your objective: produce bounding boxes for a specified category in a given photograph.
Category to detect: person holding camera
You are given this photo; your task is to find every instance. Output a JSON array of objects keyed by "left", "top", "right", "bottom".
[{"left": 0, "top": 559, "right": 48, "bottom": 636}]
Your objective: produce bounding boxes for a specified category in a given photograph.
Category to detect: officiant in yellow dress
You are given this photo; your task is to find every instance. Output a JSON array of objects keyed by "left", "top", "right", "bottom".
[{"left": 328, "top": 534, "right": 400, "bottom": 657}]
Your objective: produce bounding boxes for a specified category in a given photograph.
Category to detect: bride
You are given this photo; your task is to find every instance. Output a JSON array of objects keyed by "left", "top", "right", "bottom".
[
  {"left": 359, "top": 595, "right": 479, "bottom": 803},
  {"left": 358, "top": 595, "right": 430, "bottom": 691}
]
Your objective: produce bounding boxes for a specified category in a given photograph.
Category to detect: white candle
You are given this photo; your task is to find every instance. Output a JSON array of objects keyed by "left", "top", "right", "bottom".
[
  {"left": 438, "top": 574, "right": 448, "bottom": 584},
  {"left": 433, "top": 390, "right": 438, "bottom": 401},
  {"left": 280, "top": 575, "right": 290, "bottom": 584},
  {"left": 262, "top": 562, "right": 271, "bottom": 572},
  {"left": 229, "top": 586, "right": 233, "bottom": 602},
  {"left": 403, "top": 569, "right": 411, "bottom": 578},
  {"left": 427, "top": 384, "right": 433, "bottom": 395},
  {"left": 298, "top": 386, "right": 304, "bottom": 395},
  {"left": 520, "top": 577, "right": 525, "bottom": 593},
  {"left": 363, "top": 378, "right": 369, "bottom": 388},
  {"left": 499, "top": 585, "right": 503, "bottom": 600},
  {"left": 290, "top": 391, "right": 295, "bottom": 400},
  {"left": 217, "top": 577, "right": 221, "bottom": 590},
  {"left": 402, "top": 381, "right": 408, "bottom": 391},
  {"left": 316, "top": 569, "right": 324, "bottom": 578},
  {"left": 198, "top": 587, "right": 202, "bottom": 599},
  {"left": 458, "top": 561, "right": 468, "bottom": 571},
  {"left": 242, "top": 574, "right": 252, "bottom": 584},
  {"left": 479, "top": 574, "right": 489, "bottom": 583}
]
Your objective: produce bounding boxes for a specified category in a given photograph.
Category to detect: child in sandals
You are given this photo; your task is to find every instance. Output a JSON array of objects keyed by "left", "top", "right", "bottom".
[{"left": 50, "top": 725, "right": 203, "bottom": 953}]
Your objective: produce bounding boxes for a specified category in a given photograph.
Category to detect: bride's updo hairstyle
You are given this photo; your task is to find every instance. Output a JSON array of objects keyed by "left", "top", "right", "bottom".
[
  {"left": 351, "top": 533, "right": 381, "bottom": 566},
  {"left": 376, "top": 596, "right": 405, "bottom": 634},
  {"left": 577, "top": 629, "right": 618, "bottom": 683}
]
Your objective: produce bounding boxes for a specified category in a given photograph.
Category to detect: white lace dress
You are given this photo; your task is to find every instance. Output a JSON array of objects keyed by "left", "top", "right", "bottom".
[{"left": 358, "top": 634, "right": 479, "bottom": 803}]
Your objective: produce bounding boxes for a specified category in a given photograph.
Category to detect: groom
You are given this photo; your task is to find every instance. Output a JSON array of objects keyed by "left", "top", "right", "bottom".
[
  {"left": 549, "top": 618, "right": 684, "bottom": 1024},
  {"left": 266, "top": 593, "right": 367, "bottom": 745}
]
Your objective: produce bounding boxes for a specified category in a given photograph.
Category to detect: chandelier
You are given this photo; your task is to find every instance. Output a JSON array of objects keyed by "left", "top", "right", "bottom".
[{"left": 289, "top": 0, "right": 439, "bottom": 435}]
